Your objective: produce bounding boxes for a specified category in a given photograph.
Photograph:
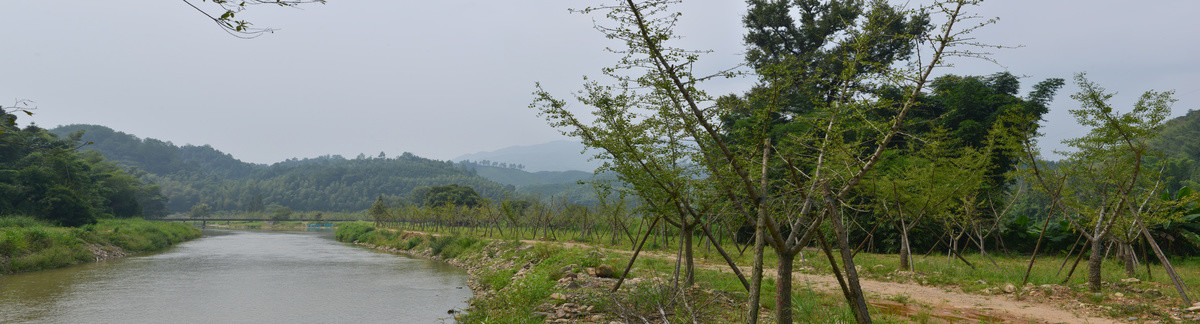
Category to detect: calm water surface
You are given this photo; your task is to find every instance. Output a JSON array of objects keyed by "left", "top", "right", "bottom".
[{"left": 0, "top": 229, "right": 471, "bottom": 323}]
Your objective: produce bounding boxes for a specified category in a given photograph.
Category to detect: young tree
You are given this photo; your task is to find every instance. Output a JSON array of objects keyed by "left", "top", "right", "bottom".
[
  {"left": 1025, "top": 73, "right": 1180, "bottom": 294},
  {"left": 369, "top": 196, "right": 390, "bottom": 227}
]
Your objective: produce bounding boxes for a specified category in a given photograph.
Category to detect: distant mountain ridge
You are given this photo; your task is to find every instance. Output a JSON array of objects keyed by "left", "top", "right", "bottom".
[
  {"left": 454, "top": 140, "right": 602, "bottom": 172},
  {"left": 49, "top": 124, "right": 509, "bottom": 213}
]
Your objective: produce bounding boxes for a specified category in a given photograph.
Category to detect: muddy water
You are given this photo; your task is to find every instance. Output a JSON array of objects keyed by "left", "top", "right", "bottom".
[{"left": 0, "top": 229, "right": 471, "bottom": 323}]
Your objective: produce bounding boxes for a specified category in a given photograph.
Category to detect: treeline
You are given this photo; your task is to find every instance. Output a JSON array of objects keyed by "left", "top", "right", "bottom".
[
  {"left": 0, "top": 111, "right": 165, "bottom": 226},
  {"left": 49, "top": 125, "right": 510, "bottom": 214},
  {"left": 458, "top": 159, "right": 525, "bottom": 171}
]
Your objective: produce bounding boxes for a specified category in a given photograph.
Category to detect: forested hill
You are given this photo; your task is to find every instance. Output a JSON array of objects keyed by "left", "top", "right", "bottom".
[
  {"left": 1152, "top": 109, "right": 1200, "bottom": 191},
  {"left": 49, "top": 124, "right": 510, "bottom": 213},
  {"left": 51, "top": 124, "right": 264, "bottom": 178}
]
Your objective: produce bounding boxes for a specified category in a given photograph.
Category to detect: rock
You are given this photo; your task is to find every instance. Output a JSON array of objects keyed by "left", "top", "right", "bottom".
[
  {"left": 1003, "top": 283, "right": 1017, "bottom": 293},
  {"left": 588, "top": 265, "right": 616, "bottom": 278},
  {"left": 1186, "top": 306, "right": 1200, "bottom": 312},
  {"left": 566, "top": 281, "right": 581, "bottom": 289},
  {"left": 1127, "top": 317, "right": 1138, "bottom": 322},
  {"left": 589, "top": 314, "right": 604, "bottom": 321},
  {"left": 550, "top": 293, "right": 567, "bottom": 300},
  {"left": 1121, "top": 278, "right": 1141, "bottom": 284},
  {"left": 976, "top": 280, "right": 987, "bottom": 285},
  {"left": 1113, "top": 292, "right": 1124, "bottom": 298},
  {"left": 1145, "top": 289, "right": 1163, "bottom": 298}
]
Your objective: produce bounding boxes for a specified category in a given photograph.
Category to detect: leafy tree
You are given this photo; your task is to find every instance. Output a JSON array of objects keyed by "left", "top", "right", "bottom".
[
  {"left": 0, "top": 112, "right": 163, "bottom": 226},
  {"left": 1024, "top": 73, "right": 1183, "bottom": 296},
  {"left": 369, "top": 196, "right": 390, "bottom": 227},
  {"left": 270, "top": 205, "right": 294, "bottom": 221},
  {"left": 190, "top": 203, "right": 213, "bottom": 218},
  {"left": 927, "top": 72, "right": 1064, "bottom": 188},
  {"left": 421, "top": 184, "right": 486, "bottom": 208}
]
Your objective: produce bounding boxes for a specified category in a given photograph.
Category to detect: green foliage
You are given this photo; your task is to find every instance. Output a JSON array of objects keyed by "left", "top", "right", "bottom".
[
  {"left": 48, "top": 124, "right": 511, "bottom": 214},
  {"left": 270, "top": 205, "right": 293, "bottom": 221},
  {"left": 189, "top": 203, "right": 213, "bottom": 218},
  {"left": 0, "top": 218, "right": 199, "bottom": 274},
  {"left": 418, "top": 184, "right": 486, "bottom": 208},
  {"left": 0, "top": 115, "right": 163, "bottom": 226},
  {"left": 335, "top": 222, "right": 376, "bottom": 242}
]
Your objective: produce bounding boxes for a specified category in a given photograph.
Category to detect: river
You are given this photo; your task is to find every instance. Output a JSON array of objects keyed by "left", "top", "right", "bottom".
[{"left": 0, "top": 229, "right": 472, "bottom": 323}]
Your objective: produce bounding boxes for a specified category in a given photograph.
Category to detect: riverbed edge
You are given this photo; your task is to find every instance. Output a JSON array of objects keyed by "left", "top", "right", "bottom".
[
  {"left": 333, "top": 223, "right": 753, "bottom": 323},
  {"left": 0, "top": 219, "right": 202, "bottom": 275}
]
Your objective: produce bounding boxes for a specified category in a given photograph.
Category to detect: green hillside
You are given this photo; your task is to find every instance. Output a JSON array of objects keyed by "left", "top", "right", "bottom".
[
  {"left": 1152, "top": 109, "right": 1200, "bottom": 191},
  {"left": 50, "top": 125, "right": 511, "bottom": 213}
]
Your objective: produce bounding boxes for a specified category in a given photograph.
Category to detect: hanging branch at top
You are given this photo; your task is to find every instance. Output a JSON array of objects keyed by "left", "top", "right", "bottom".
[{"left": 181, "top": 0, "right": 327, "bottom": 38}]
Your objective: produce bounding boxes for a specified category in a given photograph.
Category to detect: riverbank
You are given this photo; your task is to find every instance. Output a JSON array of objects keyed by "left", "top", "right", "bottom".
[
  {"left": 335, "top": 222, "right": 898, "bottom": 323},
  {"left": 0, "top": 217, "right": 201, "bottom": 274},
  {"left": 335, "top": 223, "right": 1191, "bottom": 323}
]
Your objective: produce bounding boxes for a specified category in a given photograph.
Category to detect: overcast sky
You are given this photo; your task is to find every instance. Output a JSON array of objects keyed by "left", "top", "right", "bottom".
[{"left": 2, "top": 0, "right": 1197, "bottom": 164}]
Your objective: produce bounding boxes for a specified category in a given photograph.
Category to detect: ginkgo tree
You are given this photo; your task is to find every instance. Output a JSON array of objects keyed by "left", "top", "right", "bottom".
[{"left": 1024, "top": 73, "right": 1192, "bottom": 303}]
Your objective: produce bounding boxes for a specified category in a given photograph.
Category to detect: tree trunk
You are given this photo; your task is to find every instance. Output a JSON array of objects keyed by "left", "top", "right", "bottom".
[
  {"left": 899, "top": 217, "right": 911, "bottom": 271},
  {"left": 1139, "top": 223, "right": 1192, "bottom": 305},
  {"left": 1087, "top": 237, "right": 1105, "bottom": 292},
  {"left": 1121, "top": 242, "right": 1137, "bottom": 277},
  {"left": 830, "top": 207, "right": 872, "bottom": 323},
  {"left": 684, "top": 224, "right": 695, "bottom": 286},
  {"left": 747, "top": 210, "right": 765, "bottom": 324},
  {"left": 775, "top": 251, "right": 796, "bottom": 324}
]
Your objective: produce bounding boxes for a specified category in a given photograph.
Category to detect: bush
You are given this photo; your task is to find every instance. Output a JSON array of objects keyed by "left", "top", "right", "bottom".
[
  {"left": 0, "top": 216, "right": 51, "bottom": 228},
  {"left": 336, "top": 223, "right": 376, "bottom": 242}
]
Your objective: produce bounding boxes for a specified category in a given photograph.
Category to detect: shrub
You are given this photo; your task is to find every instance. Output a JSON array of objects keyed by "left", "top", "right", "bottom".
[{"left": 335, "top": 223, "right": 376, "bottom": 242}]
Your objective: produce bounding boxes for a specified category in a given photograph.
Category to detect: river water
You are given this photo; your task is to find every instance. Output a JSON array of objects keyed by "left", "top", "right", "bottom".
[{"left": 0, "top": 229, "right": 472, "bottom": 323}]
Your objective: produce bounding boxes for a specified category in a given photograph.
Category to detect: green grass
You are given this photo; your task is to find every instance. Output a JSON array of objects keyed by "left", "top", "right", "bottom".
[
  {"left": 336, "top": 223, "right": 919, "bottom": 323},
  {"left": 0, "top": 216, "right": 201, "bottom": 274},
  {"left": 367, "top": 222, "right": 1200, "bottom": 322}
]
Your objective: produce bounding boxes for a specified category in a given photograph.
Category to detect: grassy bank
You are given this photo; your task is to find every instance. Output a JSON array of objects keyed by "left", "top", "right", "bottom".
[
  {"left": 341, "top": 222, "right": 1200, "bottom": 322},
  {"left": 335, "top": 222, "right": 913, "bottom": 323},
  {"left": 0, "top": 216, "right": 201, "bottom": 274}
]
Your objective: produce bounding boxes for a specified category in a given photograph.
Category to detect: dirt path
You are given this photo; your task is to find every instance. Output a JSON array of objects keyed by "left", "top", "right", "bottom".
[
  {"left": 389, "top": 229, "right": 1117, "bottom": 323},
  {"left": 633, "top": 248, "right": 1116, "bottom": 323}
]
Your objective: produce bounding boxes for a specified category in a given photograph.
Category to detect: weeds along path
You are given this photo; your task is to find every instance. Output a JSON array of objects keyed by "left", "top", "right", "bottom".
[
  {"left": 387, "top": 229, "right": 1115, "bottom": 323},
  {"left": 635, "top": 248, "right": 1117, "bottom": 324}
]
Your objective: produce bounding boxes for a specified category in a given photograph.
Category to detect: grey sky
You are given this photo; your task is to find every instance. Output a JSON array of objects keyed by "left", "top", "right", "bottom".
[{"left": 2, "top": 1, "right": 1197, "bottom": 164}]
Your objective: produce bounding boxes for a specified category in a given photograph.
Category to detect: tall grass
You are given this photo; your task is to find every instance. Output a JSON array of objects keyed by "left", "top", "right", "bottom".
[{"left": 0, "top": 216, "right": 200, "bottom": 274}]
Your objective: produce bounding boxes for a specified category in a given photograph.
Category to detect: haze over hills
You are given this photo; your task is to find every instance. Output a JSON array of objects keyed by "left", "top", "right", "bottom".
[{"left": 453, "top": 140, "right": 602, "bottom": 172}]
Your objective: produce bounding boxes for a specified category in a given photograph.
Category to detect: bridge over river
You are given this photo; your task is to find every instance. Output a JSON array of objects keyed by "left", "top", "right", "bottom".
[{"left": 155, "top": 218, "right": 363, "bottom": 229}]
